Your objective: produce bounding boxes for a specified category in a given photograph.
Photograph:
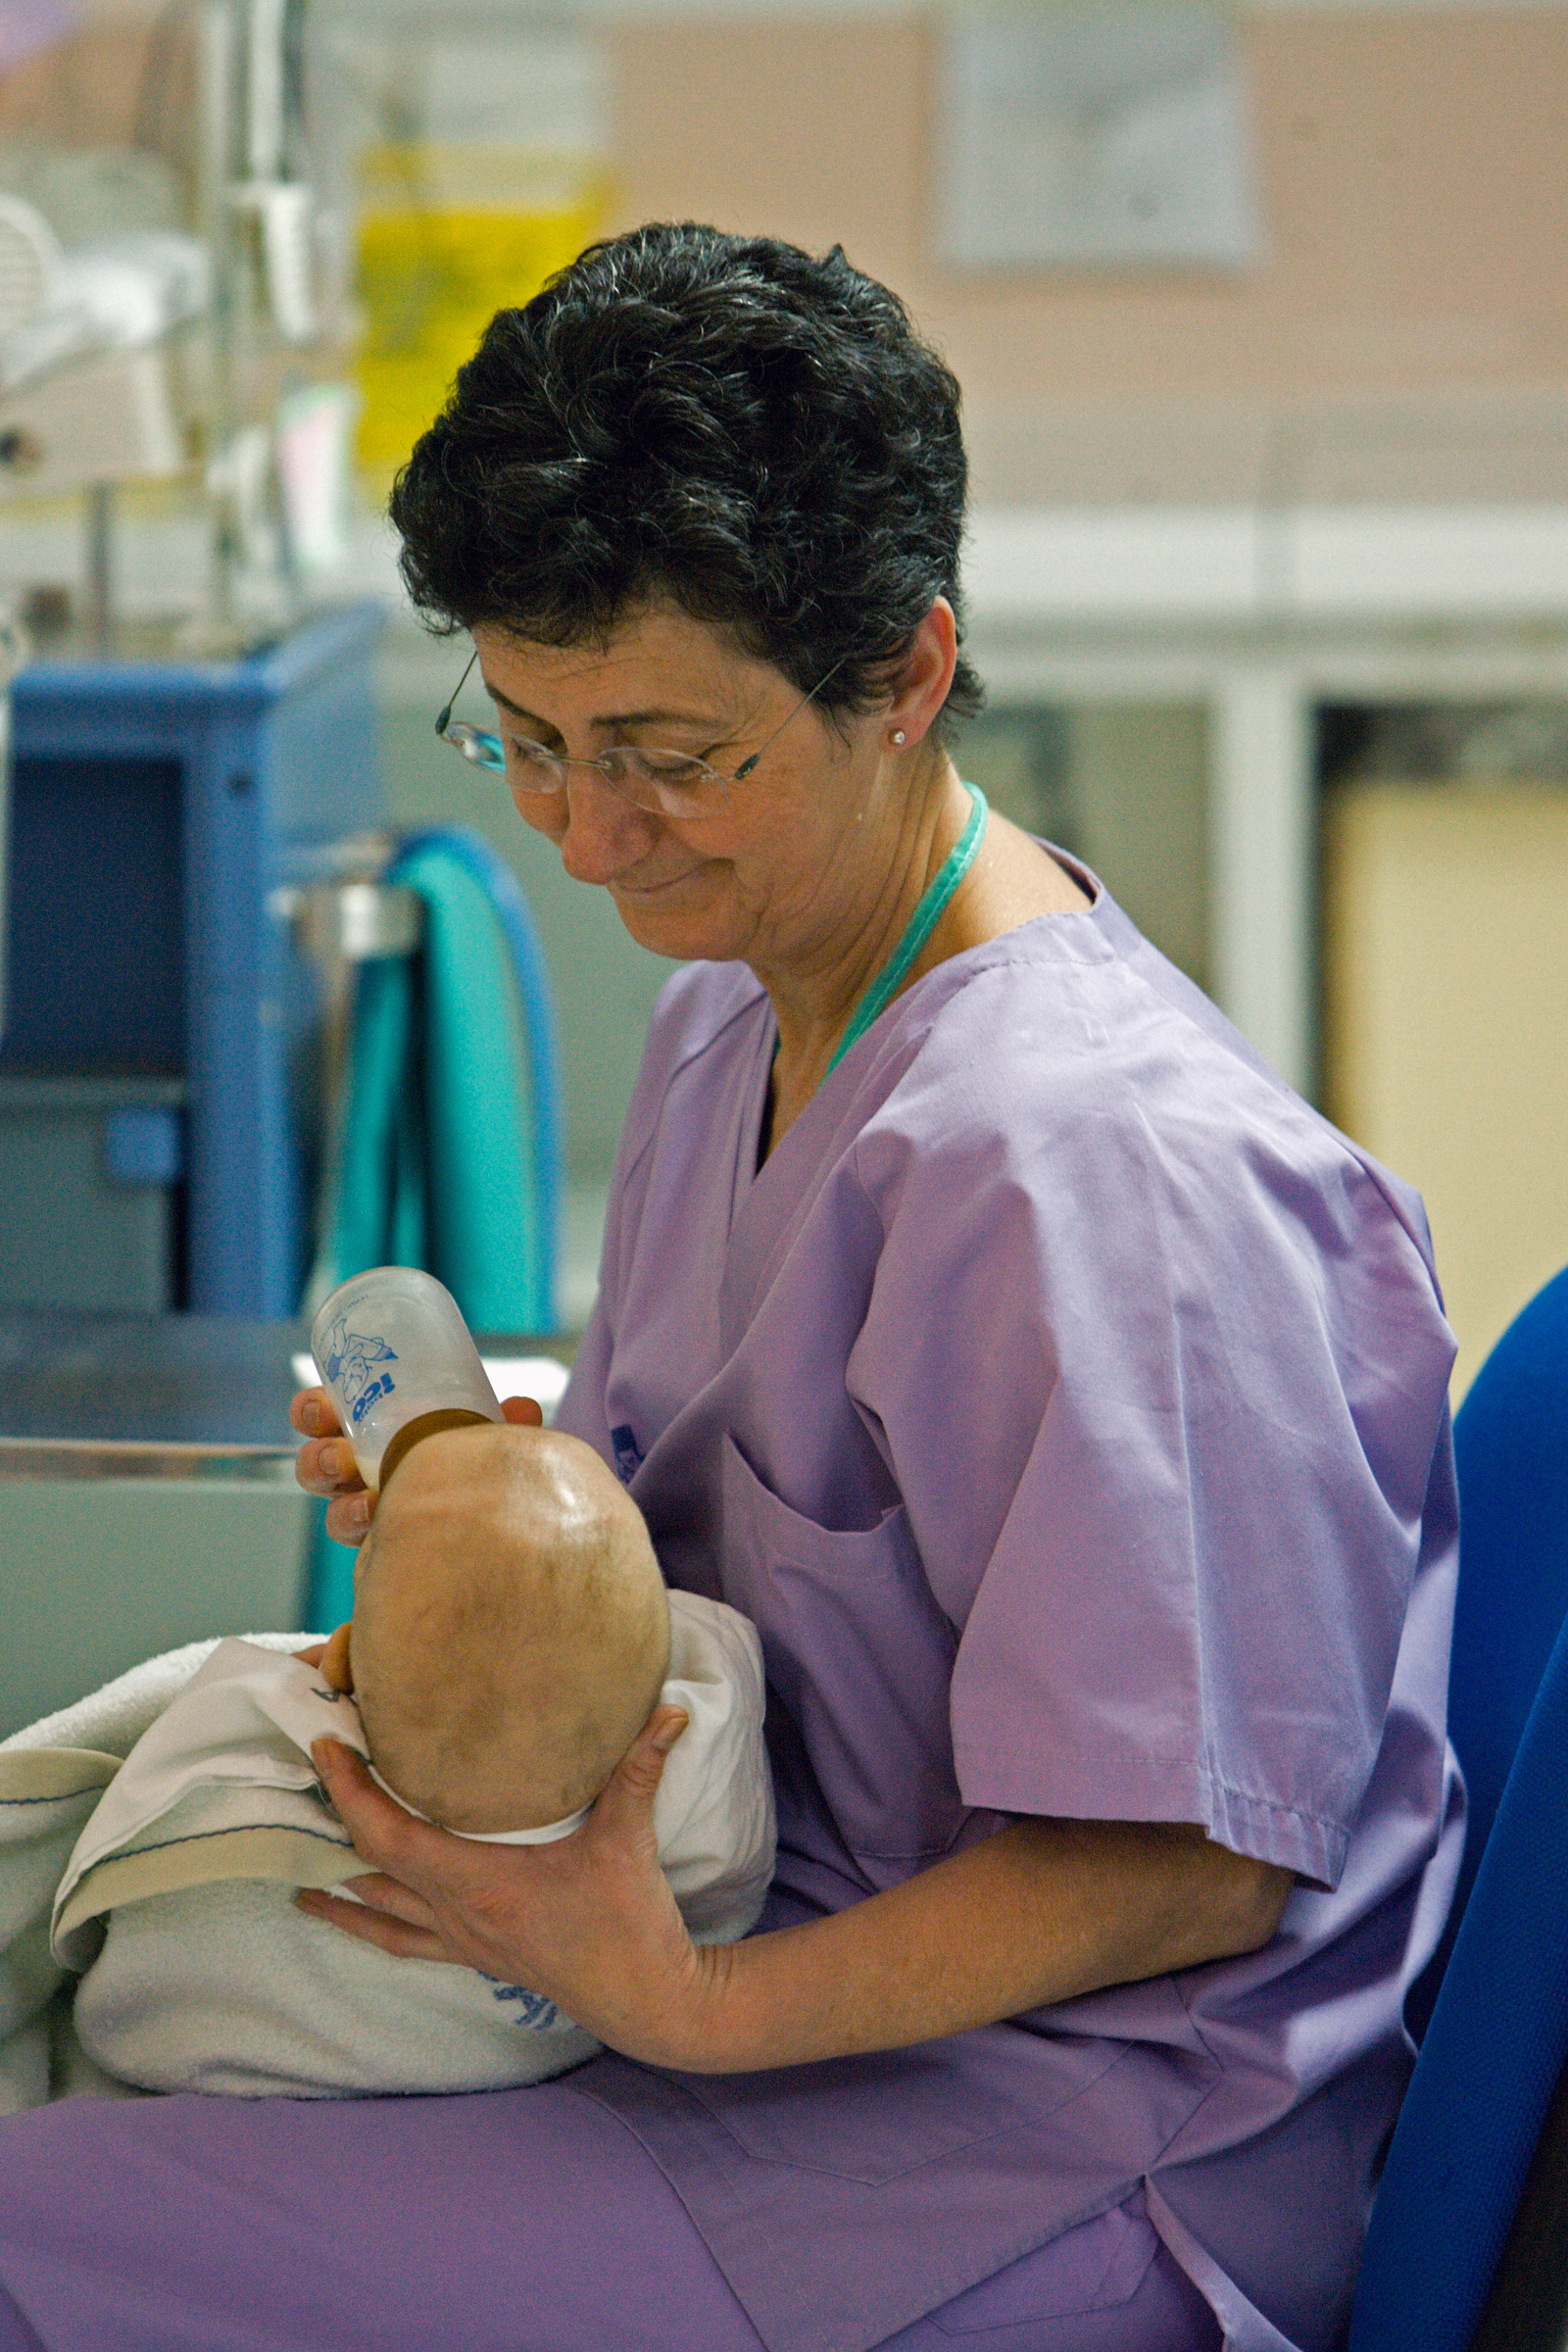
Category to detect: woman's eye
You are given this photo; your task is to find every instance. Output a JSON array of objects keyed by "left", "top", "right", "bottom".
[{"left": 639, "top": 751, "right": 710, "bottom": 780}]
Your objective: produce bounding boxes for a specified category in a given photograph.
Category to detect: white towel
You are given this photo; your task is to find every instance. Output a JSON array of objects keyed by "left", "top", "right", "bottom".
[
  {"left": 3, "top": 1596, "right": 774, "bottom": 2104},
  {"left": 0, "top": 1631, "right": 317, "bottom": 2116}
]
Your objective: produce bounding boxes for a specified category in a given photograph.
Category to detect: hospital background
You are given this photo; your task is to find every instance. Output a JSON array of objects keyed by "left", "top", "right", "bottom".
[{"left": 0, "top": 0, "right": 1565, "bottom": 1724}]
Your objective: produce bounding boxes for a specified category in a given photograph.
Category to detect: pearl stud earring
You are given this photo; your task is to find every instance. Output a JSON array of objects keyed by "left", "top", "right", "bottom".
[{"left": 891, "top": 729, "right": 906, "bottom": 747}]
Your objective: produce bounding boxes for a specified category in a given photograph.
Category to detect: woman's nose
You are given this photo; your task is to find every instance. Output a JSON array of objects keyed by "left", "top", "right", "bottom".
[{"left": 547, "top": 766, "right": 663, "bottom": 884}]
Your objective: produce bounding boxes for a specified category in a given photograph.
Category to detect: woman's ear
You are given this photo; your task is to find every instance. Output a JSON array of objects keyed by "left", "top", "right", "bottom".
[{"left": 883, "top": 598, "right": 959, "bottom": 752}]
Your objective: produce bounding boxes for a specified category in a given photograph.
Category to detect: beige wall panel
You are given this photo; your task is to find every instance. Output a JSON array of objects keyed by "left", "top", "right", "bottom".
[
  {"left": 9, "top": 9, "right": 1568, "bottom": 416},
  {"left": 608, "top": 10, "right": 1568, "bottom": 507},
  {"left": 1323, "top": 782, "right": 1568, "bottom": 1399}
]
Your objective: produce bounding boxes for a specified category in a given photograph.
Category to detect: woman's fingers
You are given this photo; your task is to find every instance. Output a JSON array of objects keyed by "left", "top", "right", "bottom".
[
  {"left": 312, "top": 1740, "right": 460, "bottom": 1889},
  {"left": 307, "top": 1741, "right": 516, "bottom": 1973},
  {"left": 294, "top": 1431, "right": 371, "bottom": 1510},
  {"left": 294, "top": 1433, "right": 365, "bottom": 1497},
  {"left": 295, "top": 1888, "right": 452, "bottom": 1966},
  {"left": 323, "top": 1489, "right": 374, "bottom": 1544},
  {"left": 289, "top": 1386, "right": 340, "bottom": 1440},
  {"left": 291, "top": 1388, "right": 376, "bottom": 1539},
  {"left": 336, "top": 1870, "right": 442, "bottom": 1928}
]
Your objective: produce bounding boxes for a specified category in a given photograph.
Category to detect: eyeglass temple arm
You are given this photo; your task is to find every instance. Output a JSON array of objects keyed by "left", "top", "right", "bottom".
[
  {"left": 436, "top": 648, "right": 479, "bottom": 737},
  {"left": 729, "top": 658, "right": 847, "bottom": 782}
]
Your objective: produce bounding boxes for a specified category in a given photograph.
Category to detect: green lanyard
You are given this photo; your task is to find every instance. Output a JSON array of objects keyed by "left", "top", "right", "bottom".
[{"left": 823, "top": 780, "right": 989, "bottom": 1082}]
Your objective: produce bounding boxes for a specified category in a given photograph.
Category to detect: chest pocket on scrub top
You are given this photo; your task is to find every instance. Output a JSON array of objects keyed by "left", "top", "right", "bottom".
[{"left": 719, "top": 1432, "right": 965, "bottom": 1868}]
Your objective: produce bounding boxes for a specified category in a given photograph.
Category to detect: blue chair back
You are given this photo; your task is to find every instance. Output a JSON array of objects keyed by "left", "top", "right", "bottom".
[
  {"left": 1409, "top": 1264, "right": 1568, "bottom": 2034},
  {"left": 1348, "top": 1595, "right": 1568, "bottom": 2348},
  {"left": 1348, "top": 1266, "right": 1568, "bottom": 2349}
]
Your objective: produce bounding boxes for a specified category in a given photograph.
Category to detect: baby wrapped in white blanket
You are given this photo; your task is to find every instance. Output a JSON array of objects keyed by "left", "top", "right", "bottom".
[{"left": 0, "top": 1424, "right": 774, "bottom": 2102}]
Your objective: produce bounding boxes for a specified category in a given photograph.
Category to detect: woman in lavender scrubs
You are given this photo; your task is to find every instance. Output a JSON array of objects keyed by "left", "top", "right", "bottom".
[{"left": 0, "top": 226, "right": 1460, "bottom": 2352}]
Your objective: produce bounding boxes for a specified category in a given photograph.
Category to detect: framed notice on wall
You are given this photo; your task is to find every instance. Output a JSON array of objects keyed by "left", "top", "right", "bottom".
[{"left": 935, "top": 4, "right": 1262, "bottom": 272}]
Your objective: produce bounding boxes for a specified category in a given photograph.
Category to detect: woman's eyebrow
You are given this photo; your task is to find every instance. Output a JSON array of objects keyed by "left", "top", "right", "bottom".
[{"left": 480, "top": 679, "right": 728, "bottom": 735}]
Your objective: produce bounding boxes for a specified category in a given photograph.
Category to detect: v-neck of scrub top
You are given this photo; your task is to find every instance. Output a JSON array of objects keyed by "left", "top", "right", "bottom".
[{"left": 720, "top": 838, "right": 1102, "bottom": 1352}]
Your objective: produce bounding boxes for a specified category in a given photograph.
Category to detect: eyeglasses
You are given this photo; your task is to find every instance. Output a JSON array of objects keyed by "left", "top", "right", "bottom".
[{"left": 435, "top": 650, "right": 843, "bottom": 818}]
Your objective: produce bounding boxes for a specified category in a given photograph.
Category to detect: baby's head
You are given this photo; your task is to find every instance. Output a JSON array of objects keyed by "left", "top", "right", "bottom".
[{"left": 338, "top": 1424, "right": 670, "bottom": 1835}]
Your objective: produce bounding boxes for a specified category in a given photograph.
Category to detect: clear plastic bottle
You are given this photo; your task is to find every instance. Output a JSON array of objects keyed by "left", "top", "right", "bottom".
[{"left": 309, "top": 1266, "right": 504, "bottom": 1491}]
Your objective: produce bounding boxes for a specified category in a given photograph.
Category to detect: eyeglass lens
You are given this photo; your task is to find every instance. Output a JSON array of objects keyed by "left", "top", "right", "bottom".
[
  {"left": 520, "top": 742, "right": 726, "bottom": 809},
  {"left": 439, "top": 650, "right": 842, "bottom": 810},
  {"left": 445, "top": 722, "right": 725, "bottom": 810},
  {"left": 444, "top": 721, "right": 507, "bottom": 773}
]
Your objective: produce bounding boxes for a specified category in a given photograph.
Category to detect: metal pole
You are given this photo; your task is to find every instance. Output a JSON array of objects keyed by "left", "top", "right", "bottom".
[
  {"left": 0, "top": 608, "right": 16, "bottom": 1049},
  {"left": 83, "top": 483, "right": 112, "bottom": 654},
  {"left": 198, "top": 0, "right": 239, "bottom": 633}
]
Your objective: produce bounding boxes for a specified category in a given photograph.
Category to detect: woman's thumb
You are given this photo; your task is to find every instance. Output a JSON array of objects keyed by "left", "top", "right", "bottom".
[{"left": 610, "top": 1705, "right": 690, "bottom": 1807}]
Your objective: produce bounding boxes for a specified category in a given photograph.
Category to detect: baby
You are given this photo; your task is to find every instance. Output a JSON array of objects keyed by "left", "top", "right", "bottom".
[
  {"left": 6, "top": 1424, "right": 773, "bottom": 2103},
  {"left": 318, "top": 1417, "right": 681, "bottom": 1834}
]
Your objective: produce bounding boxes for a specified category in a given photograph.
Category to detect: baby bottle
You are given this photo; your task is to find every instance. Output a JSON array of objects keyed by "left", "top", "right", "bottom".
[{"left": 309, "top": 1266, "right": 505, "bottom": 1492}]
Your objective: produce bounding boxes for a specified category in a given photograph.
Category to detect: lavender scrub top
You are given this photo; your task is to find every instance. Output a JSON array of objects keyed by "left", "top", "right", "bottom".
[{"left": 554, "top": 858, "right": 1463, "bottom": 2352}]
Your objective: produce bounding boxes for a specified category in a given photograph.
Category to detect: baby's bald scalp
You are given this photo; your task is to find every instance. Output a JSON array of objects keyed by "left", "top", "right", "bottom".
[{"left": 350, "top": 1423, "right": 669, "bottom": 1834}]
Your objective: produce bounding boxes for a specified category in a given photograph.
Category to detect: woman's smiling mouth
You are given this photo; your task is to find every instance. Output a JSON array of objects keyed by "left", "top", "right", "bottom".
[{"left": 610, "top": 858, "right": 714, "bottom": 900}]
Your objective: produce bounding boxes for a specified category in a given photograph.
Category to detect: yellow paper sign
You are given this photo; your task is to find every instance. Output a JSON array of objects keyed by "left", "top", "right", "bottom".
[{"left": 355, "top": 144, "right": 607, "bottom": 475}]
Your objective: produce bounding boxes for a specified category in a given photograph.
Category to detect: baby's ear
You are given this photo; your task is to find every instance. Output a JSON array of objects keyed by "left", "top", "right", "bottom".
[{"left": 318, "top": 1621, "right": 355, "bottom": 1693}]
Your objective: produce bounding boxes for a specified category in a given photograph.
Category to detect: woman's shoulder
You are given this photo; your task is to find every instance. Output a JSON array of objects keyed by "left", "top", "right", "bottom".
[
  {"left": 849, "top": 896, "right": 1267, "bottom": 1129},
  {"left": 850, "top": 893, "right": 1441, "bottom": 1287}
]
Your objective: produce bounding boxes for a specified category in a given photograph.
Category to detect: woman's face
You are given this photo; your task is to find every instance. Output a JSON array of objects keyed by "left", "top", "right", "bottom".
[{"left": 468, "top": 606, "right": 916, "bottom": 975}]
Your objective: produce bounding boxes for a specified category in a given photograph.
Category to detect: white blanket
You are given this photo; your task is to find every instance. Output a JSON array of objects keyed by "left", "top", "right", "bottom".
[
  {"left": 0, "top": 1597, "right": 774, "bottom": 2104},
  {"left": 0, "top": 1630, "right": 311, "bottom": 2114}
]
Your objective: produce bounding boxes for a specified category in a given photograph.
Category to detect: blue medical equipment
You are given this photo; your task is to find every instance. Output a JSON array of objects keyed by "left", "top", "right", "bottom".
[
  {"left": 2, "top": 607, "right": 385, "bottom": 1314},
  {"left": 1348, "top": 1264, "right": 1568, "bottom": 2350},
  {"left": 307, "top": 826, "right": 562, "bottom": 1333},
  {"left": 389, "top": 825, "right": 563, "bottom": 1329}
]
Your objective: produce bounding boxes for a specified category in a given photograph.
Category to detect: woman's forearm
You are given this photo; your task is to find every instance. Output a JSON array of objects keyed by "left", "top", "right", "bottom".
[
  {"left": 303, "top": 1735, "right": 1291, "bottom": 2080},
  {"left": 680, "top": 1817, "right": 1293, "bottom": 2074}
]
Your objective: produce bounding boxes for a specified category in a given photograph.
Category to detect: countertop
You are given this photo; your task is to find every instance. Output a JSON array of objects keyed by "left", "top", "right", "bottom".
[{"left": 0, "top": 1312, "right": 574, "bottom": 1480}]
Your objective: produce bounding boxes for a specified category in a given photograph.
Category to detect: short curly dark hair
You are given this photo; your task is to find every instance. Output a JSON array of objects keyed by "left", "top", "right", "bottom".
[{"left": 389, "top": 221, "right": 985, "bottom": 728}]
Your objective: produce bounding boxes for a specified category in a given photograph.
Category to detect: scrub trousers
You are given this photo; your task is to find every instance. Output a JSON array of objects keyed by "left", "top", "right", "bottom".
[{"left": 0, "top": 2082, "right": 1222, "bottom": 2352}]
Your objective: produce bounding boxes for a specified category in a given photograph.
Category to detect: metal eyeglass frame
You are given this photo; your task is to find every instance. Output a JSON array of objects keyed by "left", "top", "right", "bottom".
[{"left": 435, "top": 648, "right": 845, "bottom": 814}]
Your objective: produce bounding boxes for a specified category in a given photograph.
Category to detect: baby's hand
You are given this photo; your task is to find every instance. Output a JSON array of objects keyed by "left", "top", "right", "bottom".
[
  {"left": 295, "top": 1624, "right": 354, "bottom": 1689},
  {"left": 317, "top": 1621, "right": 354, "bottom": 1690}
]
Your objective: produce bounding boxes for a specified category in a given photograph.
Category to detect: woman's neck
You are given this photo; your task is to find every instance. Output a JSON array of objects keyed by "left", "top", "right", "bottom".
[
  {"left": 755, "top": 757, "right": 973, "bottom": 1130},
  {"left": 755, "top": 770, "right": 1092, "bottom": 1164}
]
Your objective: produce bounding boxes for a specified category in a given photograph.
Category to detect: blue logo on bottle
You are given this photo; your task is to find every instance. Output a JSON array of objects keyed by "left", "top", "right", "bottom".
[{"left": 321, "top": 1314, "right": 398, "bottom": 1426}]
